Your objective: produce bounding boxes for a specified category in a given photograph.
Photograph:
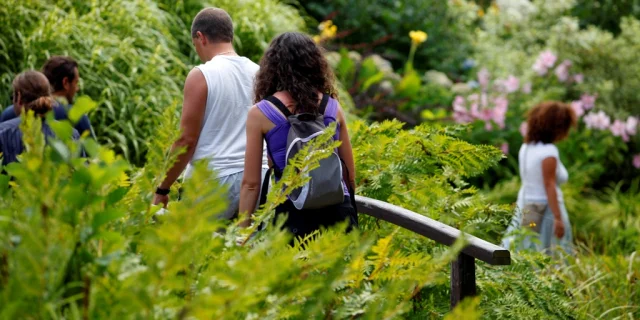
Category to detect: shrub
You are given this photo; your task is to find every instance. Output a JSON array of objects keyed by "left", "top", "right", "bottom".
[{"left": 298, "top": 0, "right": 476, "bottom": 75}]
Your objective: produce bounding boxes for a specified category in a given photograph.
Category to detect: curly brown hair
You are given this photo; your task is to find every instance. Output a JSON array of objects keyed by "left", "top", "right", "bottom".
[
  {"left": 525, "top": 101, "right": 577, "bottom": 144},
  {"left": 254, "top": 32, "right": 337, "bottom": 114}
]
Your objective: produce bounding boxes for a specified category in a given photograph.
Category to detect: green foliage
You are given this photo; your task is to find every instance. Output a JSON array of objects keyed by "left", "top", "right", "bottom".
[
  {"left": 349, "top": 120, "right": 510, "bottom": 242},
  {"left": 299, "top": 0, "right": 475, "bottom": 74},
  {"left": 0, "top": 109, "right": 475, "bottom": 318}
]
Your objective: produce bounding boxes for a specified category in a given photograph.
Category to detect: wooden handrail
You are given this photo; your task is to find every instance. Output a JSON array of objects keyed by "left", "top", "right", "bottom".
[{"left": 354, "top": 195, "right": 511, "bottom": 308}]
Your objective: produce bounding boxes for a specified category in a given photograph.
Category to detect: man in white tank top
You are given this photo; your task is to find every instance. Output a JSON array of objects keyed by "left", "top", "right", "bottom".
[{"left": 153, "top": 8, "right": 268, "bottom": 219}]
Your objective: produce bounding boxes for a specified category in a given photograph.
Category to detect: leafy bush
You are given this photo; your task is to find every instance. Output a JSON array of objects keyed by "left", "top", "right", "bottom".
[
  {"left": 299, "top": 0, "right": 476, "bottom": 74},
  {"left": 0, "top": 109, "right": 468, "bottom": 318}
]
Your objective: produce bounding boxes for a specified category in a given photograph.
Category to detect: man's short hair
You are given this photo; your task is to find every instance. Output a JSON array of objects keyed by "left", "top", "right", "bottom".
[
  {"left": 42, "top": 56, "right": 78, "bottom": 92},
  {"left": 191, "top": 8, "right": 234, "bottom": 43}
]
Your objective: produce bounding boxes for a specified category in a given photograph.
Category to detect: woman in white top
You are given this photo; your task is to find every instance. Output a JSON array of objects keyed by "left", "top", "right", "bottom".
[{"left": 502, "top": 101, "right": 577, "bottom": 255}]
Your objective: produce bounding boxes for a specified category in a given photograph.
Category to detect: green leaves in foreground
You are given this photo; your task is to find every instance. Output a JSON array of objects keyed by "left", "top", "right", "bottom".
[{"left": 0, "top": 112, "right": 465, "bottom": 319}]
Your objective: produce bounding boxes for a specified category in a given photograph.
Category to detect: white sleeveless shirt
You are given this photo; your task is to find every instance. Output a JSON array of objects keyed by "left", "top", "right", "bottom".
[
  {"left": 518, "top": 142, "right": 568, "bottom": 203},
  {"left": 185, "top": 55, "right": 268, "bottom": 178}
]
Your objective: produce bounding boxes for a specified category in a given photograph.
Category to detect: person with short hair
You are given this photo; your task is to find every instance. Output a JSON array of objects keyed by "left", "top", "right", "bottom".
[
  {"left": 1, "top": 71, "right": 80, "bottom": 166},
  {"left": 152, "top": 8, "right": 268, "bottom": 218},
  {"left": 501, "top": 101, "right": 577, "bottom": 255},
  {"left": 1, "top": 56, "right": 94, "bottom": 139}
]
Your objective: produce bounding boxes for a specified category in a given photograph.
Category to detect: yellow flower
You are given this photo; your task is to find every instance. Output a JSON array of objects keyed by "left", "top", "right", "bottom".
[
  {"left": 318, "top": 20, "right": 334, "bottom": 31},
  {"left": 409, "top": 30, "right": 428, "bottom": 45},
  {"left": 315, "top": 20, "right": 338, "bottom": 43},
  {"left": 489, "top": 2, "right": 499, "bottom": 14},
  {"left": 477, "top": 8, "right": 485, "bottom": 18},
  {"left": 529, "top": 222, "right": 537, "bottom": 228},
  {"left": 321, "top": 24, "right": 337, "bottom": 39}
]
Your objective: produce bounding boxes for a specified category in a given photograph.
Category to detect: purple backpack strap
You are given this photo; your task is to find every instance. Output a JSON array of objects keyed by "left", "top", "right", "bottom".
[
  {"left": 323, "top": 96, "right": 339, "bottom": 122},
  {"left": 256, "top": 100, "right": 288, "bottom": 125}
]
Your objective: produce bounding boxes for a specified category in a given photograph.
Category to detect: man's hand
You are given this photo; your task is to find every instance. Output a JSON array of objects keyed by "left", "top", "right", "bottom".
[{"left": 153, "top": 193, "right": 169, "bottom": 208}]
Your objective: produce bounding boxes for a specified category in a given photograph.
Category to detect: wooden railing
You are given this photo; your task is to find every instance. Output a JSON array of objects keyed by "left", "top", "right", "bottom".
[{"left": 354, "top": 196, "right": 511, "bottom": 309}]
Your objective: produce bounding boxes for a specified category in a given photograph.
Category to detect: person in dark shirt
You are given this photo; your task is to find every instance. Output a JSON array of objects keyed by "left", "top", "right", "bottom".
[
  {"left": 1, "top": 56, "right": 94, "bottom": 139},
  {"left": 1, "top": 71, "right": 80, "bottom": 166}
]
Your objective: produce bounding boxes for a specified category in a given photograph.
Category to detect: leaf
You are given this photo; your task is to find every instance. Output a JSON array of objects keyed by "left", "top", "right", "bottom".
[
  {"left": 92, "top": 208, "right": 125, "bottom": 230},
  {"left": 48, "top": 139, "right": 71, "bottom": 163},
  {"left": 69, "top": 95, "right": 98, "bottom": 124},
  {"left": 362, "top": 72, "right": 385, "bottom": 92},
  {"left": 395, "top": 70, "right": 421, "bottom": 98},
  {"left": 106, "top": 187, "right": 128, "bottom": 205},
  {"left": 444, "top": 297, "right": 482, "bottom": 320}
]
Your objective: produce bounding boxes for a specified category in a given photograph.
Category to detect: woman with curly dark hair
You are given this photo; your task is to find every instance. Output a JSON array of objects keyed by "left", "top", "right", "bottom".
[
  {"left": 238, "top": 32, "right": 357, "bottom": 239},
  {"left": 502, "top": 101, "right": 577, "bottom": 256}
]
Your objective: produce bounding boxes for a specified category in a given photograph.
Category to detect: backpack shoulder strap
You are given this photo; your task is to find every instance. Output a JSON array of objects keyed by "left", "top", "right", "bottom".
[
  {"left": 265, "top": 96, "right": 292, "bottom": 118},
  {"left": 318, "top": 93, "right": 330, "bottom": 115}
]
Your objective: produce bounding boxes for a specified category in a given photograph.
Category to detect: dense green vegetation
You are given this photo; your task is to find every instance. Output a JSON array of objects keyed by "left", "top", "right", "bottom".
[{"left": 1, "top": 0, "right": 638, "bottom": 319}]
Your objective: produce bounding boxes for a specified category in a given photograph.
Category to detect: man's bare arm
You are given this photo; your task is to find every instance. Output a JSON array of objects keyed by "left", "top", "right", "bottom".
[{"left": 158, "top": 68, "right": 208, "bottom": 189}]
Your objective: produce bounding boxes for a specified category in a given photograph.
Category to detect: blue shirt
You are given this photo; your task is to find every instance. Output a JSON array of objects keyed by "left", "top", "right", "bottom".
[
  {"left": 0, "top": 118, "right": 80, "bottom": 166},
  {"left": 0, "top": 102, "right": 94, "bottom": 139}
]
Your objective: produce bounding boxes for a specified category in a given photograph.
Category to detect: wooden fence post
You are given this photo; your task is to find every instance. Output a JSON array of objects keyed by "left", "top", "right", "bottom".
[{"left": 450, "top": 252, "right": 476, "bottom": 309}]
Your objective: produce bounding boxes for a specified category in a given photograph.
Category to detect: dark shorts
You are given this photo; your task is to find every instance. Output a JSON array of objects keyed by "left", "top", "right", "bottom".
[{"left": 275, "top": 196, "right": 358, "bottom": 240}]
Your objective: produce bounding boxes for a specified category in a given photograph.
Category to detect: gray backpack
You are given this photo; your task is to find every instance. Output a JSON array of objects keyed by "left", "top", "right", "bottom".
[{"left": 264, "top": 94, "right": 345, "bottom": 210}]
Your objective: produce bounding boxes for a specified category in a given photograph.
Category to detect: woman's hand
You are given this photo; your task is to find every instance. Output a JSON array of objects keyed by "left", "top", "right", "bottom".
[{"left": 553, "top": 218, "right": 565, "bottom": 239}]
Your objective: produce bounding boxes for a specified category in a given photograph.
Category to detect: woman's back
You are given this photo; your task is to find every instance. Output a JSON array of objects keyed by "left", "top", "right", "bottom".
[
  {"left": 518, "top": 142, "right": 568, "bottom": 202},
  {"left": 257, "top": 94, "right": 340, "bottom": 171}
]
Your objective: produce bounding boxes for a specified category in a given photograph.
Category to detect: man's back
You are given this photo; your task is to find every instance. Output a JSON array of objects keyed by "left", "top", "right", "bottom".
[{"left": 186, "top": 55, "right": 267, "bottom": 178}]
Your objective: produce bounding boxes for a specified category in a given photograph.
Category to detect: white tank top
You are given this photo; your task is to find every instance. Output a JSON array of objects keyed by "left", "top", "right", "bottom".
[
  {"left": 518, "top": 142, "right": 568, "bottom": 203},
  {"left": 185, "top": 55, "right": 268, "bottom": 178}
]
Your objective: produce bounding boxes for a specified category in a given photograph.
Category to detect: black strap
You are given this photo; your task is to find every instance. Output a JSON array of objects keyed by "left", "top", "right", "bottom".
[
  {"left": 265, "top": 94, "right": 329, "bottom": 117},
  {"left": 258, "top": 167, "right": 273, "bottom": 207},
  {"left": 318, "top": 93, "right": 330, "bottom": 115},
  {"left": 265, "top": 96, "right": 292, "bottom": 117},
  {"left": 339, "top": 158, "right": 358, "bottom": 216}
]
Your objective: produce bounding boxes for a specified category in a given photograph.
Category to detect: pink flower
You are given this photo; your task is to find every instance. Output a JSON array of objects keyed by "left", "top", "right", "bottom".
[
  {"left": 610, "top": 119, "right": 629, "bottom": 142},
  {"left": 521, "top": 82, "right": 532, "bottom": 94},
  {"left": 532, "top": 50, "right": 557, "bottom": 76},
  {"left": 478, "top": 68, "right": 490, "bottom": 90},
  {"left": 554, "top": 59, "right": 572, "bottom": 82},
  {"left": 532, "top": 61, "right": 548, "bottom": 76},
  {"left": 519, "top": 121, "right": 528, "bottom": 137},
  {"left": 633, "top": 154, "right": 640, "bottom": 169},
  {"left": 581, "top": 94, "right": 597, "bottom": 110},
  {"left": 452, "top": 96, "right": 471, "bottom": 123},
  {"left": 496, "top": 75, "right": 520, "bottom": 93},
  {"left": 504, "top": 75, "right": 520, "bottom": 93},
  {"left": 500, "top": 143, "right": 509, "bottom": 154},
  {"left": 539, "top": 50, "right": 558, "bottom": 68},
  {"left": 573, "top": 74, "right": 584, "bottom": 84},
  {"left": 584, "top": 111, "right": 611, "bottom": 130},
  {"left": 570, "top": 101, "right": 584, "bottom": 118},
  {"left": 626, "top": 116, "right": 638, "bottom": 136},
  {"left": 492, "top": 97, "right": 508, "bottom": 128}
]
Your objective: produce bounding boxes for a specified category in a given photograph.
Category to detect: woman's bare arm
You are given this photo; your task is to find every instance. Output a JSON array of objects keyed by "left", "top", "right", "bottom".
[
  {"left": 541, "top": 157, "right": 565, "bottom": 238},
  {"left": 239, "top": 106, "right": 266, "bottom": 226},
  {"left": 336, "top": 104, "right": 356, "bottom": 189}
]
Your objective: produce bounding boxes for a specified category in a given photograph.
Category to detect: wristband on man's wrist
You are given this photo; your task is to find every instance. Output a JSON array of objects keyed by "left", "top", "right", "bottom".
[{"left": 155, "top": 187, "right": 170, "bottom": 196}]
